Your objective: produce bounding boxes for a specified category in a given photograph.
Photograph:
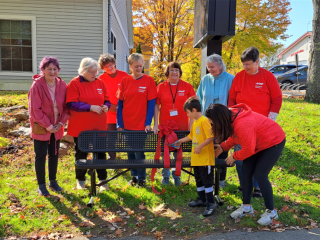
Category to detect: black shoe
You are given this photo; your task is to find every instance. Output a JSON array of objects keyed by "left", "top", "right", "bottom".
[
  {"left": 188, "top": 198, "right": 206, "bottom": 207},
  {"left": 128, "top": 177, "right": 138, "bottom": 186},
  {"left": 138, "top": 180, "right": 146, "bottom": 187},
  {"left": 38, "top": 183, "right": 51, "bottom": 197},
  {"left": 203, "top": 202, "right": 217, "bottom": 217},
  {"left": 49, "top": 180, "right": 63, "bottom": 192},
  {"left": 253, "top": 187, "right": 262, "bottom": 198}
]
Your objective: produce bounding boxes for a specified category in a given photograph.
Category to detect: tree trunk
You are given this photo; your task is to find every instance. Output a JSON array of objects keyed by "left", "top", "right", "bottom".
[{"left": 305, "top": 0, "right": 320, "bottom": 103}]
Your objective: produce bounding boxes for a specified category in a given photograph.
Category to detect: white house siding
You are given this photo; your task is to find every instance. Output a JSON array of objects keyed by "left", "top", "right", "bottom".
[
  {"left": 280, "top": 37, "right": 312, "bottom": 65},
  {"left": 111, "top": 3, "right": 130, "bottom": 72},
  {"left": 0, "top": 0, "right": 103, "bottom": 90}
]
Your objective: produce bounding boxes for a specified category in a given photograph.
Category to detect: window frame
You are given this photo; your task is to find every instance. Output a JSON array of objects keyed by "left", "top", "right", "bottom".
[{"left": 0, "top": 15, "right": 37, "bottom": 76}]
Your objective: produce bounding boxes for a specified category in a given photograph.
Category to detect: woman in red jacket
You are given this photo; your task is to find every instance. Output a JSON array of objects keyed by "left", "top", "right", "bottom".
[
  {"left": 205, "top": 103, "right": 285, "bottom": 226},
  {"left": 228, "top": 47, "right": 283, "bottom": 197},
  {"left": 28, "top": 56, "right": 70, "bottom": 197}
]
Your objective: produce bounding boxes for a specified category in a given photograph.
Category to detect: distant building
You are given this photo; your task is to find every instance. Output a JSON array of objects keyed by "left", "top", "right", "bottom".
[
  {"left": 0, "top": 0, "right": 133, "bottom": 90},
  {"left": 277, "top": 31, "right": 312, "bottom": 65}
]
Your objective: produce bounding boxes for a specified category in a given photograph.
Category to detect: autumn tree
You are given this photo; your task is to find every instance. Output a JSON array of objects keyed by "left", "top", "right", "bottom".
[
  {"left": 305, "top": 0, "right": 320, "bottom": 103},
  {"left": 132, "top": 0, "right": 200, "bottom": 84},
  {"left": 222, "top": 0, "right": 291, "bottom": 75}
]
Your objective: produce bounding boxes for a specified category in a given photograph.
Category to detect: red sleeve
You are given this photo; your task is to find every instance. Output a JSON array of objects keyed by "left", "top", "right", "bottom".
[
  {"left": 156, "top": 84, "right": 162, "bottom": 104},
  {"left": 228, "top": 74, "right": 238, "bottom": 101},
  {"left": 116, "top": 77, "right": 125, "bottom": 100},
  {"left": 147, "top": 77, "right": 157, "bottom": 100},
  {"left": 228, "top": 97, "right": 236, "bottom": 107},
  {"left": 269, "top": 95, "right": 282, "bottom": 113},
  {"left": 188, "top": 83, "right": 196, "bottom": 97},
  {"left": 59, "top": 82, "right": 70, "bottom": 124},
  {"left": 66, "top": 79, "right": 80, "bottom": 103},
  {"left": 102, "top": 81, "right": 110, "bottom": 102},
  {"left": 233, "top": 121, "right": 256, "bottom": 160},
  {"left": 28, "top": 84, "right": 52, "bottom": 128}
]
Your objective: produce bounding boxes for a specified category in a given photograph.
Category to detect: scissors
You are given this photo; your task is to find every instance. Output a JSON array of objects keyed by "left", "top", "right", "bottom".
[{"left": 166, "top": 141, "right": 180, "bottom": 148}]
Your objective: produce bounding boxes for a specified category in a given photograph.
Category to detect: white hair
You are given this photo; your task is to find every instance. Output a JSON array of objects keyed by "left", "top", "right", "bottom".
[
  {"left": 78, "top": 57, "right": 99, "bottom": 75},
  {"left": 206, "top": 54, "right": 226, "bottom": 72}
]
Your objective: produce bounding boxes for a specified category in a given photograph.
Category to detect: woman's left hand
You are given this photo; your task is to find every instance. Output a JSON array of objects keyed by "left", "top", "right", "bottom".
[
  {"left": 53, "top": 123, "right": 63, "bottom": 131},
  {"left": 101, "top": 105, "right": 109, "bottom": 113},
  {"left": 225, "top": 154, "right": 236, "bottom": 166},
  {"left": 145, "top": 125, "right": 151, "bottom": 133}
]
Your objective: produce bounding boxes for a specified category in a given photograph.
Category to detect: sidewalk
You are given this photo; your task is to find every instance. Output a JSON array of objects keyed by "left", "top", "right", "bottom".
[{"left": 72, "top": 228, "right": 320, "bottom": 240}]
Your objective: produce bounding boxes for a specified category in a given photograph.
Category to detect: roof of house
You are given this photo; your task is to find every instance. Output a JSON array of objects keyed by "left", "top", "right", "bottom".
[{"left": 278, "top": 31, "right": 312, "bottom": 59}]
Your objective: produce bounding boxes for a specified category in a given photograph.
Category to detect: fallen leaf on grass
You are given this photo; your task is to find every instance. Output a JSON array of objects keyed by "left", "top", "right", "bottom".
[
  {"left": 204, "top": 218, "right": 210, "bottom": 223},
  {"left": 227, "top": 205, "right": 234, "bottom": 210},
  {"left": 283, "top": 195, "right": 290, "bottom": 202},
  {"left": 139, "top": 203, "right": 147, "bottom": 210},
  {"left": 235, "top": 218, "right": 241, "bottom": 223},
  {"left": 115, "top": 229, "right": 122, "bottom": 237},
  {"left": 127, "top": 209, "right": 134, "bottom": 215},
  {"left": 312, "top": 178, "right": 320, "bottom": 182},
  {"left": 20, "top": 214, "right": 25, "bottom": 220},
  {"left": 151, "top": 227, "right": 157, "bottom": 232},
  {"left": 152, "top": 204, "right": 165, "bottom": 215},
  {"left": 110, "top": 217, "right": 123, "bottom": 223},
  {"left": 57, "top": 214, "right": 70, "bottom": 222},
  {"left": 289, "top": 166, "right": 295, "bottom": 171},
  {"left": 95, "top": 209, "right": 104, "bottom": 216},
  {"left": 281, "top": 206, "right": 288, "bottom": 212},
  {"left": 272, "top": 218, "right": 281, "bottom": 226},
  {"left": 260, "top": 227, "right": 270, "bottom": 231},
  {"left": 78, "top": 220, "right": 95, "bottom": 228},
  {"left": 275, "top": 228, "right": 285, "bottom": 232},
  {"left": 302, "top": 213, "right": 309, "bottom": 217},
  {"left": 154, "top": 231, "right": 162, "bottom": 239},
  {"left": 37, "top": 205, "right": 45, "bottom": 208},
  {"left": 247, "top": 228, "right": 253, "bottom": 232},
  {"left": 172, "top": 195, "right": 176, "bottom": 199},
  {"left": 293, "top": 214, "right": 298, "bottom": 219},
  {"left": 191, "top": 210, "right": 196, "bottom": 213},
  {"left": 63, "top": 234, "right": 73, "bottom": 238}
]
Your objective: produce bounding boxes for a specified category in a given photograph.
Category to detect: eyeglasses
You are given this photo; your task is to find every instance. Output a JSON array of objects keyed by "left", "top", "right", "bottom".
[
  {"left": 169, "top": 69, "right": 180, "bottom": 73},
  {"left": 87, "top": 70, "right": 99, "bottom": 75},
  {"left": 242, "top": 61, "right": 258, "bottom": 68},
  {"left": 104, "top": 64, "right": 115, "bottom": 69}
]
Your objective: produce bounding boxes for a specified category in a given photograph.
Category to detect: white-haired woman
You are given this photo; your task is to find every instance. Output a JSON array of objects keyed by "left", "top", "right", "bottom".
[
  {"left": 196, "top": 54, "right": 234, "bottom": 188},
  {"left": 117, "top": 53, "right": 157, "bottom": 187},
  {"left": 66, "top": 57, "right": 111, "bottom": 191}
]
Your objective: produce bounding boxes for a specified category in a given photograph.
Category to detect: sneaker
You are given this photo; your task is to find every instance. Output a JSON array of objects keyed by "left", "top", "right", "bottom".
[
  {"left": 257, "top": 209, "right": 278, "bottom": 226},
  {"left": 128, "top": 177, "right": 138, "bottom": 186},
  {"left": 188, "top": 198, "right": 207, "bottom": 207},
  {"left": 253, "top": 187, "right": 262, "bottom": 198},
  {"left": 174, "top": 177, "right": 181, "bottom": 187},
  {"left": 230, "top": 204, "right": 255, "bottom": 219},
  {"left": 99, "top": 180, "right": 109, "bottom": 192},
  {"left": 76, "top": 180, "right": 86, "bottom": 190},
  {"left": 138, "top": 180, "right": 146, "bottom": 187},
  {"left": 203, "top": 202, "right": 217, "bottom": 217},
  {"left": 219, "top": 180, "right": 226, "bottom": 189},
  {"left": 162, "top": 177, "right": 170, "bottom": 185},
  {"left": 38, "top": 183, "right": 51, "bottom": 197},
  {"left": 49, "top": 180, "right": 63, "bottom": 192}
]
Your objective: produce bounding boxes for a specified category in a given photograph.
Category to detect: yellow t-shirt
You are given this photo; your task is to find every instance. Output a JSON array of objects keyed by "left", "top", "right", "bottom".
[{"left": 188, "top": 115, "right": 215, "bottom": 166}]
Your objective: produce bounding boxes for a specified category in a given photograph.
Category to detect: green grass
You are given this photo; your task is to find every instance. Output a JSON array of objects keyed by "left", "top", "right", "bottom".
[
  {"left": 0, "top": 98, "right": 320, "bottom": 237},
  {"left": 0, "top": 91, "right": 28, "bottom": 108}
]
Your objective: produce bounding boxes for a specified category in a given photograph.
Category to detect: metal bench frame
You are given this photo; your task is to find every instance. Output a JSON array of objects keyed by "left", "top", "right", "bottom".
[{"left": 75, "top": 131, "right": 233, "bottom": 207}]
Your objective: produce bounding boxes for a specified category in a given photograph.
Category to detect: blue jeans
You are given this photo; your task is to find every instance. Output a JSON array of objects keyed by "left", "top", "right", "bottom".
[
  {"left": 161, "top": 151, "right": 180, "bottom": 180},
  {"left": 234, "top": 145, "right": 259, "bottom": 188},
  {"left": 127, "top": 151, "right": 146, "bottom": 181}
]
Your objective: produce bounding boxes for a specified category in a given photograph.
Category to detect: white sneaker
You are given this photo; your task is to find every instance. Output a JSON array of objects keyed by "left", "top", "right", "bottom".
[
  {"left": 257, "top": 209, "right": 278, "bottom": 226},
  {"left": 230, "top": 204, "right": 255, "bottom": 219},
  {"left": 99, "top": 180, "right": 109, "bottom": 192},
  {"left": 76, "top": 180, "right": 86, "bottom": 190}
]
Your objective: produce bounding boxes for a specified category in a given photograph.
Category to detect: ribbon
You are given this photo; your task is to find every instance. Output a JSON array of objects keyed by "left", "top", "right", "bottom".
[{"left": 152, "top": 120, "right": 183, "bottom": 194}]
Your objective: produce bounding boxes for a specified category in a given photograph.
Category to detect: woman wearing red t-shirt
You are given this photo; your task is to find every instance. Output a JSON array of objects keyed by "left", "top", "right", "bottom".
[
  {"left": 98, "top": 54, "right": 128, "bottom": 160},
  {"left": 206, "top": 103, "right": 285, "bottom": 226},
  {"left": 228, "top": 47, "right": 283, "bottom": 197},
  {"left": 66, "top": 57, "right": 111, "bottom": 192},
  {"left": 153, "top": 62, "right": 195, "bottom": 186},
  {"left": 117, "top": 53, "right": 157, "bottom": 187}
]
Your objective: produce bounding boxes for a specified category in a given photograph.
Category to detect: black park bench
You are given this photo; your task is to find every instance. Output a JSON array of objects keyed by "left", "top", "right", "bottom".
[{"left": 75, "top": 131, "right": 234, "bottom": 207}]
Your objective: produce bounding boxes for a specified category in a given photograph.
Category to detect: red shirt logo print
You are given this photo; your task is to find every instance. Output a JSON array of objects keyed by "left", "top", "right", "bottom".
[
  {"left": 139, "top": 86, "right": 146, "bottom": 93},
  {"left": 97, "top": 88, "right": 103, "bottom": 94},
  {"left": 178, "top": 90, "right": 185, "bottom": 96}
]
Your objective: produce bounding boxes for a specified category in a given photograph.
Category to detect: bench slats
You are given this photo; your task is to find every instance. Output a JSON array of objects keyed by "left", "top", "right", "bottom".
[{"left": 75, "top": 158, "right": 231, "bottom": 169}]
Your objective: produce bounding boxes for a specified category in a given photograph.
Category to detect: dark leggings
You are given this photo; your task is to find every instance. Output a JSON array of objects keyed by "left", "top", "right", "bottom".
[
  {"left": 218, "top": 151, "right": 228, "bottom": 181},
  {"left": 74, "top": 137, "right": 107, "bottom": 181},
  {"left": 242, "top": 138, "right": 285, "bottom": 210},
  {"left": 34, "top": 133, "right": 60, "bottom": 185}
]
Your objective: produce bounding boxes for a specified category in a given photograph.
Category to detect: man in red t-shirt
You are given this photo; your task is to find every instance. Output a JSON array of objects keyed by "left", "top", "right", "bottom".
[
  {"left": 99, "top": 54, "right": 128, "bottom": 160},
  {"left": 153, "top": 62, "right": 195, "bottom": 186}
]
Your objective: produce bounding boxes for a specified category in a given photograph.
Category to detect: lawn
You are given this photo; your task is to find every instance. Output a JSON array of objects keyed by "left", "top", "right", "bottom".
[{"left": 0, "top": 94, "right": 319, "bottom": 238}]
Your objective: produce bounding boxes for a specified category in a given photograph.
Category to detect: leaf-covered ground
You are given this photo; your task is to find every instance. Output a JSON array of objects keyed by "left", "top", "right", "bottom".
[{"left": 0, "top": 96, "right": 319, "bottom": 238}]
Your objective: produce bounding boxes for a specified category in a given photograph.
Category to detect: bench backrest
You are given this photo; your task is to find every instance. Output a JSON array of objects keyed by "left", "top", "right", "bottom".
[{"left": 78, "top": 131, "right": 192, "bottom": 153}]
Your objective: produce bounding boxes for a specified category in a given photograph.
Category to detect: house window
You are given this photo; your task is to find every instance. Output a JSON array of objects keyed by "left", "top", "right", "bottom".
[{"left": 0, "top": 19, "right": 33, "bottom": 72}]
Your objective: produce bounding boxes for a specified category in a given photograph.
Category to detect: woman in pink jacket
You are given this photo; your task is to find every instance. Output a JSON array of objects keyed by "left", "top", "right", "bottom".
[{"left": 28, "top": 56, "right": 70, "bottom": 197}]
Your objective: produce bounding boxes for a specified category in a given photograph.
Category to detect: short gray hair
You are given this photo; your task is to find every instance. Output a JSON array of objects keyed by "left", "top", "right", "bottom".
[
  {"left": 78, "top": 57, "right": 99, "bottom": 75},
  {"left": 206, "top": 54, "right": 226, "bottom": 72},
  {"left": 128, "top": 53, "right": 144, "bottom": 65}
]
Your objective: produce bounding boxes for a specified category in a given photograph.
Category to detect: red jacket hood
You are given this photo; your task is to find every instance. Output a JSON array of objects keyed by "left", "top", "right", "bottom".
[
  {"left": 32, "top": 74, "right": 63, "bottom": 86},
  {"left": 230, "top": 103, "right": 252, "bottom": 122}
]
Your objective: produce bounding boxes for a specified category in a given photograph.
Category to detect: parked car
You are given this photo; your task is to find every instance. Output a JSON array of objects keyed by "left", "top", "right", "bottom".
[
  {"left": 276, "top": 66, "right": 308, "bottom": 87},
  {"left": 268, "top": 64, "right": 305, "bottom": 77}
]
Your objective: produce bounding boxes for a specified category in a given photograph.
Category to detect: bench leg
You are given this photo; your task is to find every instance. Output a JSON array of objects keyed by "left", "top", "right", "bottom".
[
  {"left": 87, "top": 169, "right": 96, "bottom": 208},
  {"left": 181, "top": 168, "right": 194, "bottom": 176},
  {"left": 214, "top": 168, "right": 224, "bottom": 206},
  {"left": 97, "top": 169, "right": 131, "bottom": 186}
]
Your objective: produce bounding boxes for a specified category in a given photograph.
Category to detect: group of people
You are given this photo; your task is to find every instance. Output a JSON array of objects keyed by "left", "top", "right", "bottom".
[{"left": 28, "top": 46, "right": 285, "bottom": 226}]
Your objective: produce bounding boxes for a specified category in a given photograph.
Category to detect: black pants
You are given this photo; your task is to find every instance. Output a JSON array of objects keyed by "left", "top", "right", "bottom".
[
  {"left": 194, "top": 166, "right": 214, "bottom": 203},
  {"left": 34, "top": 133, "right": 60, "bottom": 185},
  {"left": 242, "top": 138, "right": 286, "bottom": 210},
  {"left": 107, "top": 123, "right": 117, "bottom": 160},
  {"left": 74, "top": 137, "right": 107, "bottom": 181},
  {"left": 218, "top": 151, "right": 228, "bottom": 181}
]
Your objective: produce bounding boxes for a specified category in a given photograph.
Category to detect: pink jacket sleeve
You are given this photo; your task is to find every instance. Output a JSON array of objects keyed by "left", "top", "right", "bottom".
[
  {"left": 28, "top": 84, "right": 52, "bottom": 128},
  {"left": 59, "top": 82, "right": 70, "bottom": 125}
]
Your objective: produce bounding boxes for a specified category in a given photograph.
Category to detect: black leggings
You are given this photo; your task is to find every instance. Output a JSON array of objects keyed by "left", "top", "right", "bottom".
[{"left": 242, "top": 138, "right": 285, "bottom": 210}]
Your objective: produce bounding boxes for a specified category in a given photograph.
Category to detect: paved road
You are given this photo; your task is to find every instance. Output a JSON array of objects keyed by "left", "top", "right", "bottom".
[{"left": 72, "top": 228, "right": 320, "bottom": 240}]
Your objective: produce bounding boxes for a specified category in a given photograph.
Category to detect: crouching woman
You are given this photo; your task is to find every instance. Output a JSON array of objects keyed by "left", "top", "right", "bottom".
[{"left": 205, "top": 103, "right": 285, "bottom": 226}]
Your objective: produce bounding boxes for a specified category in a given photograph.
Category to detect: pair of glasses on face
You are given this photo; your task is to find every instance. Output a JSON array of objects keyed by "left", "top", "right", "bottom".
[
  {"left": 169, "top": 69, "right": 180, "bottom": 73},
  {"left": 242, "top": 61, "right": 258, "bottom": 68},
  {"left": 87, "top": 70, "right": 99, "bottom": 75}
]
